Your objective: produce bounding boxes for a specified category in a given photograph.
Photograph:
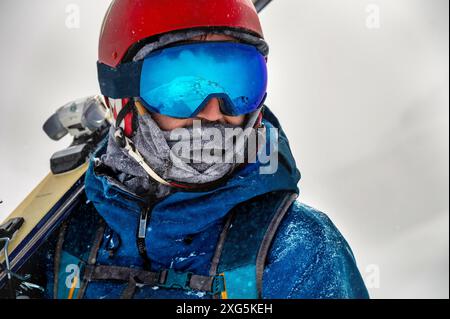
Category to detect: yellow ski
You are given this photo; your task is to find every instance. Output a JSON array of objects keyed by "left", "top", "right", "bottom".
[{"left": 0, "top": 164, "right": 88, "bottom": 283}]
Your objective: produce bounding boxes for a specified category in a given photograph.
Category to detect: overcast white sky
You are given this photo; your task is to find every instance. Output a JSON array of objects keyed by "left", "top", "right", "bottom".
[{"left": 0, "top": 0, "right": 448, "bottom": 298}]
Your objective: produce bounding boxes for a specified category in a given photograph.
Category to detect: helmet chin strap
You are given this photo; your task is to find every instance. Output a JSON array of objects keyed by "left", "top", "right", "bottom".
[
  {"left": 114, "top": 127, "right": 172, "bottom": 187},
  {"left": 113, "top": 100, "right": 266, "bottom": 191}
]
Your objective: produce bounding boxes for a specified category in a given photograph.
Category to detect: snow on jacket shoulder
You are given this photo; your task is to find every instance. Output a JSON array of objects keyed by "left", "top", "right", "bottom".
[{"left": 263, "top": 201, "right": 369, "bottom": 299}]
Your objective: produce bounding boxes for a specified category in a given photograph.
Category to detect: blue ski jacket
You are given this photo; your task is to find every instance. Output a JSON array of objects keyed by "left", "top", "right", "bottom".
[{"left": 47, "top": 108, "right": 369, "bottom": 299}]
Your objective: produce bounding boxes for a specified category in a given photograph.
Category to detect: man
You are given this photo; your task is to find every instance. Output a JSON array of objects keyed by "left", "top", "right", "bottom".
[{"left": 36, "top": 0, "right": 369, "bottom": 299}]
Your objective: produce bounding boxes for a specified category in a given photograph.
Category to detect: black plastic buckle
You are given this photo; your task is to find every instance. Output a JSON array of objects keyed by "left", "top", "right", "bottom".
[
  {"left": 159, "top": 269, "right": 193, "bottom": 291},
  {"left": 114, "top": 127, "right": 126, "bottom": 149},
  {"left": 0, "top": 218, "right": 24, "bottom": 251},
  {"left": 211, "top": 275, "right": 226, "bottom": 295}
]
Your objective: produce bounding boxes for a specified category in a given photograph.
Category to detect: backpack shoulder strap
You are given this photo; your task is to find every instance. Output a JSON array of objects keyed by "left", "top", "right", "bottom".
[
  {"left": 214, "top": 191, "right": 298, "bottom": 299},
  {"left": 255, "top": 192, "right": 298, "bottom": 298},
  {"left": 53, "top": 200, "right": 105, "bottom": 299},
  {"left": 54, "top": 191, "right": 297, "bottom": 299}
]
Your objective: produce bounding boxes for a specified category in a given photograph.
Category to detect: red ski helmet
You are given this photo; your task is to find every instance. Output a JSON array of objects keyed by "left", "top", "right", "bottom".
[
  {"left": 98, "top": 0, "right": 266, "bottom": 135},
  {"left": 99, "top": 0, "right": 264, "bottom": 67}
]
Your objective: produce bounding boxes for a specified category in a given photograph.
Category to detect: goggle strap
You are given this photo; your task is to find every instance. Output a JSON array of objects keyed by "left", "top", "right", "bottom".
[{"left": 97, "top": 61, "right": 142, "bottom": 99}]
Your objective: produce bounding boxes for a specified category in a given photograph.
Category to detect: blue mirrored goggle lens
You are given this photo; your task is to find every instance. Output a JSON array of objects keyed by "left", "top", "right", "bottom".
[{"left": 139, "top": 42, "right": 268, "bottom": 118}]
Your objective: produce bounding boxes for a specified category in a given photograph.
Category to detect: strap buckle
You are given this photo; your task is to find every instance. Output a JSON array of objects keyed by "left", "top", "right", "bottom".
[
  {"left": 159, "top": 269, "right": 193, "bottom": 291},
  {"left": 113, "top": 127, "right": 126, "bottom": 149},
  {"left": 211, "top": 275, "right": 226, "bottom": 295}
]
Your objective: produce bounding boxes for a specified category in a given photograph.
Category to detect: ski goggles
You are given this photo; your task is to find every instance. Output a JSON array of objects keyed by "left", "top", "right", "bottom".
[{"left": 98, "top": 42, "right": 268, "bottom": 118}]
